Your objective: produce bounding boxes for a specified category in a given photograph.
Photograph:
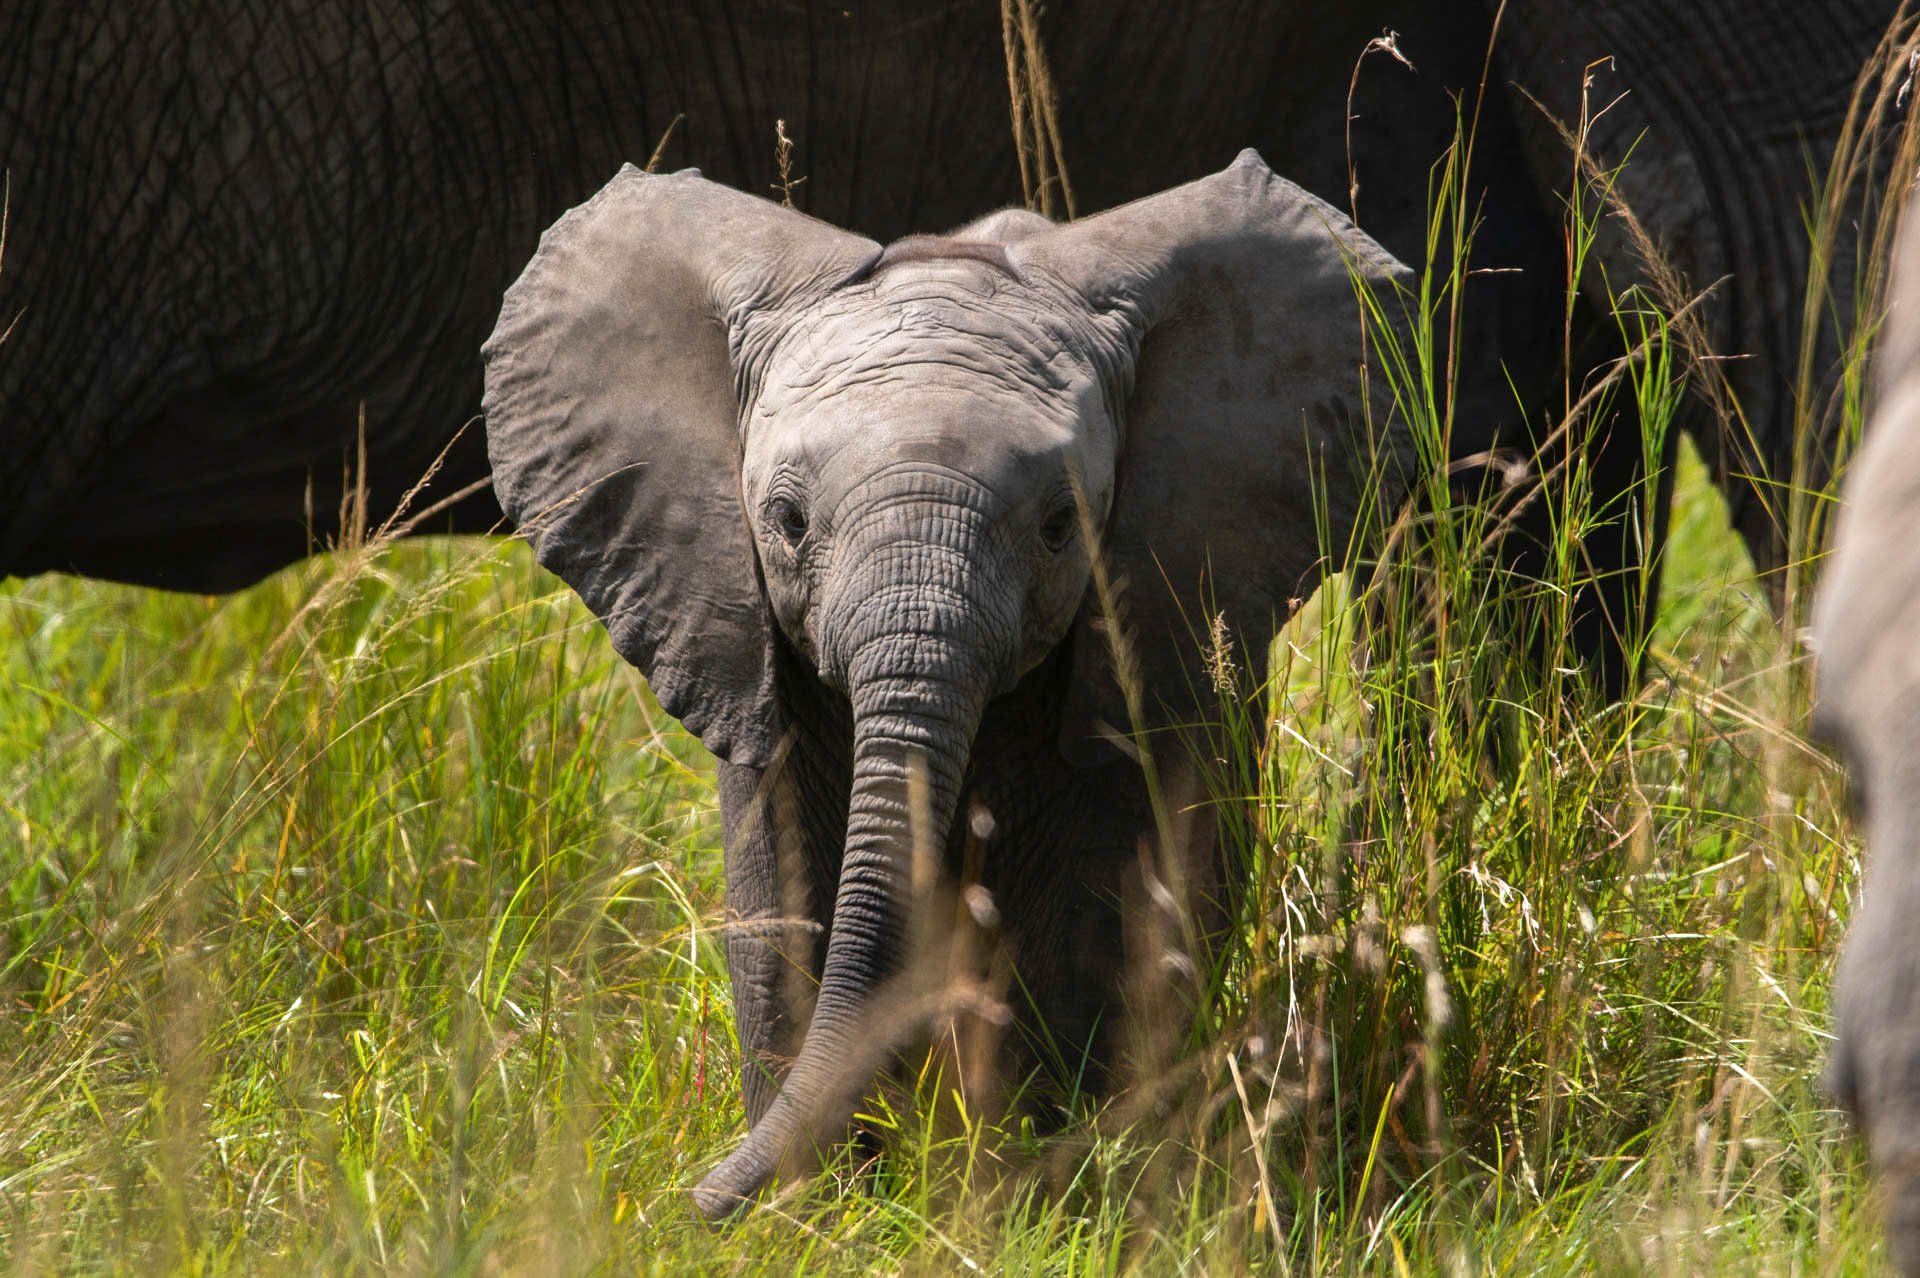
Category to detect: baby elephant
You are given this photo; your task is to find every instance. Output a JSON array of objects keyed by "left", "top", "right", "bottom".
[
  {"left": 482, "top": 150, "right": 1413, "bottom": 1219},
  {"left": 1818, "top": 215, "right": 1920, "bottom": 1272}
]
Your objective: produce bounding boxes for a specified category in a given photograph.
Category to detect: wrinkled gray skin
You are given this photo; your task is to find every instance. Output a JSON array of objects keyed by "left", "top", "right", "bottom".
[
  {"left": 482, "top": 152, "right": 1414, "bottom": 1218},
  {"left": 2, "top": 0, "right": 1897, "bottom": 707},
  {"left": 1817, "top": 215, "right": 1920, "bottom": 1274}
]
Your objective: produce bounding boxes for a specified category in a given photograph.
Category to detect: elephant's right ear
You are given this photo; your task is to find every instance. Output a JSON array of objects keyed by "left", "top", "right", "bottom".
[
  {"left": 1011, "top": 150, "right": 1415, "bottom": 762},
  {"left": 483, "top": 166, "right": 879, "bottom": 767}
]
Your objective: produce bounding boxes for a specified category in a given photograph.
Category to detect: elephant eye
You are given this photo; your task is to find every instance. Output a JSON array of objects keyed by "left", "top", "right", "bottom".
[
  {"left": 1040, "top": 500, "right": 1077, "bottom": 553},
  {"left": 768, "top": 496, "right": 809, "bottom": 546}
]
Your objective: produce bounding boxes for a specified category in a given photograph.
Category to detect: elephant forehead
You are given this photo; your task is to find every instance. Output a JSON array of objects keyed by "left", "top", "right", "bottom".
[{"left": 755, "top": 271, "right": 1109, "bottom": 412}]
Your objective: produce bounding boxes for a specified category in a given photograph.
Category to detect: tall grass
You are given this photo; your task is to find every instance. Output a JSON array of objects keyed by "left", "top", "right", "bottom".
[
  {"left": 1, "top": 33, "right": 1911, "bottom": 1275},
  {"left": 0, "top": 447, "right": 1875, "bottom": 1274},
  {"left": 1136, "top": 98, "right": 1877, "bottom": 1278}
]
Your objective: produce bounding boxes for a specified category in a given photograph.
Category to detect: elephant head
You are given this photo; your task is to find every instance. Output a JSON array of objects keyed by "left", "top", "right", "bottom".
[
  {"left": 1817, "top": 211, "right": 1920, "bottom": 1271},
  {"left": 481, "top": 150, "right": 1411, "bottom": 1219}
]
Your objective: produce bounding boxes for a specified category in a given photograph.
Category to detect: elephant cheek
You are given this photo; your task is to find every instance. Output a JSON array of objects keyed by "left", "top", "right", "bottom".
[{"left": 1013, "top": 555, "right": 1092, "bottom": 682}]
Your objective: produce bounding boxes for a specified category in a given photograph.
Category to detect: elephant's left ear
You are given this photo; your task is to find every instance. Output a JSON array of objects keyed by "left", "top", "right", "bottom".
[{"left": 1012, "top": 149, "right": 1416, "bottom": 760}]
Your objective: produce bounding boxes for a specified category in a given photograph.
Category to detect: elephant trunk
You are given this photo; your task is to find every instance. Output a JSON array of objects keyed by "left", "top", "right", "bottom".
[{"left": 692, "top": 539, "right": 1009, "bottom": 1222}]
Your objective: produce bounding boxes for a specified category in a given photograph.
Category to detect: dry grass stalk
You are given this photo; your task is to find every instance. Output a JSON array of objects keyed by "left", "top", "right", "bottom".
[
  {"left": 643, "top": 113, "right": 685, "bottom": 175},
  {"left": 1000, "top": 0, "right": 1075, "bottom": 219},
  {"left": 772, "top": 118, "right": 805, "bottom": 209}
]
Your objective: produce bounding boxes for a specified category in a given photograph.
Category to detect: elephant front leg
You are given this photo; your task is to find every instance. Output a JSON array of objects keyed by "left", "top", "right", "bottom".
[
  {"left": 715, "top": 757, "right": 834, "bottom": 1127},
  {"left": 993, "top": 755, "right": 1231, "bottom": 1111}
]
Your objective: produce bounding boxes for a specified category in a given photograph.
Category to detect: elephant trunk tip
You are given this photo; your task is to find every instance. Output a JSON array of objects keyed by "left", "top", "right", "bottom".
[{"left": 690, "top": 1151, "right": 771, "bottom": 1226}]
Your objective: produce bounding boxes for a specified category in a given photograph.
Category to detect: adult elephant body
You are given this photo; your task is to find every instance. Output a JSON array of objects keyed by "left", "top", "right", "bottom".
[
  {"left": 2, "top": 0, "right": 1030, "bottom": 589},
  {"left": 1818, "top": 211, "right": 1920, "bottom": 1274},
  {"left": 1501, "top": 1, "right": 1904, "bottom": 585},
  {"left": 0, "top": 0, "right": 1487, "bottom": 591},
  {"left": 5, "top": 0, "right": 1898, "bottom": 616}
]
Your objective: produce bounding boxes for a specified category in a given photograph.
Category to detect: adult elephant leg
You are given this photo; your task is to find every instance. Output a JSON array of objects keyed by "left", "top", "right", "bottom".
[
  {"left": 1816, "top": 116, "right": 1920, "bottom": 1269},
  {"left": 1582, "top": 382, "right": 1681, "bottom": 702},
  {"left": 1398, "top": 105, "right": 1666, "bottom": 707},
  {"left": 1497, "top": 0, "right": 1898, "bottom": 622},
  {"left": 1503, "top": 299, "right": 1679, "bottom": 702},
  {"left": 1829, "top": 729, "right": 1920, "bottom": 1274}
]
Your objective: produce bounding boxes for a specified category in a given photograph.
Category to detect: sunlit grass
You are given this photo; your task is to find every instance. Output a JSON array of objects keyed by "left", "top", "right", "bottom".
[{"left": 0, "top": 421, "right": 1882, "bottom": 1274}]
